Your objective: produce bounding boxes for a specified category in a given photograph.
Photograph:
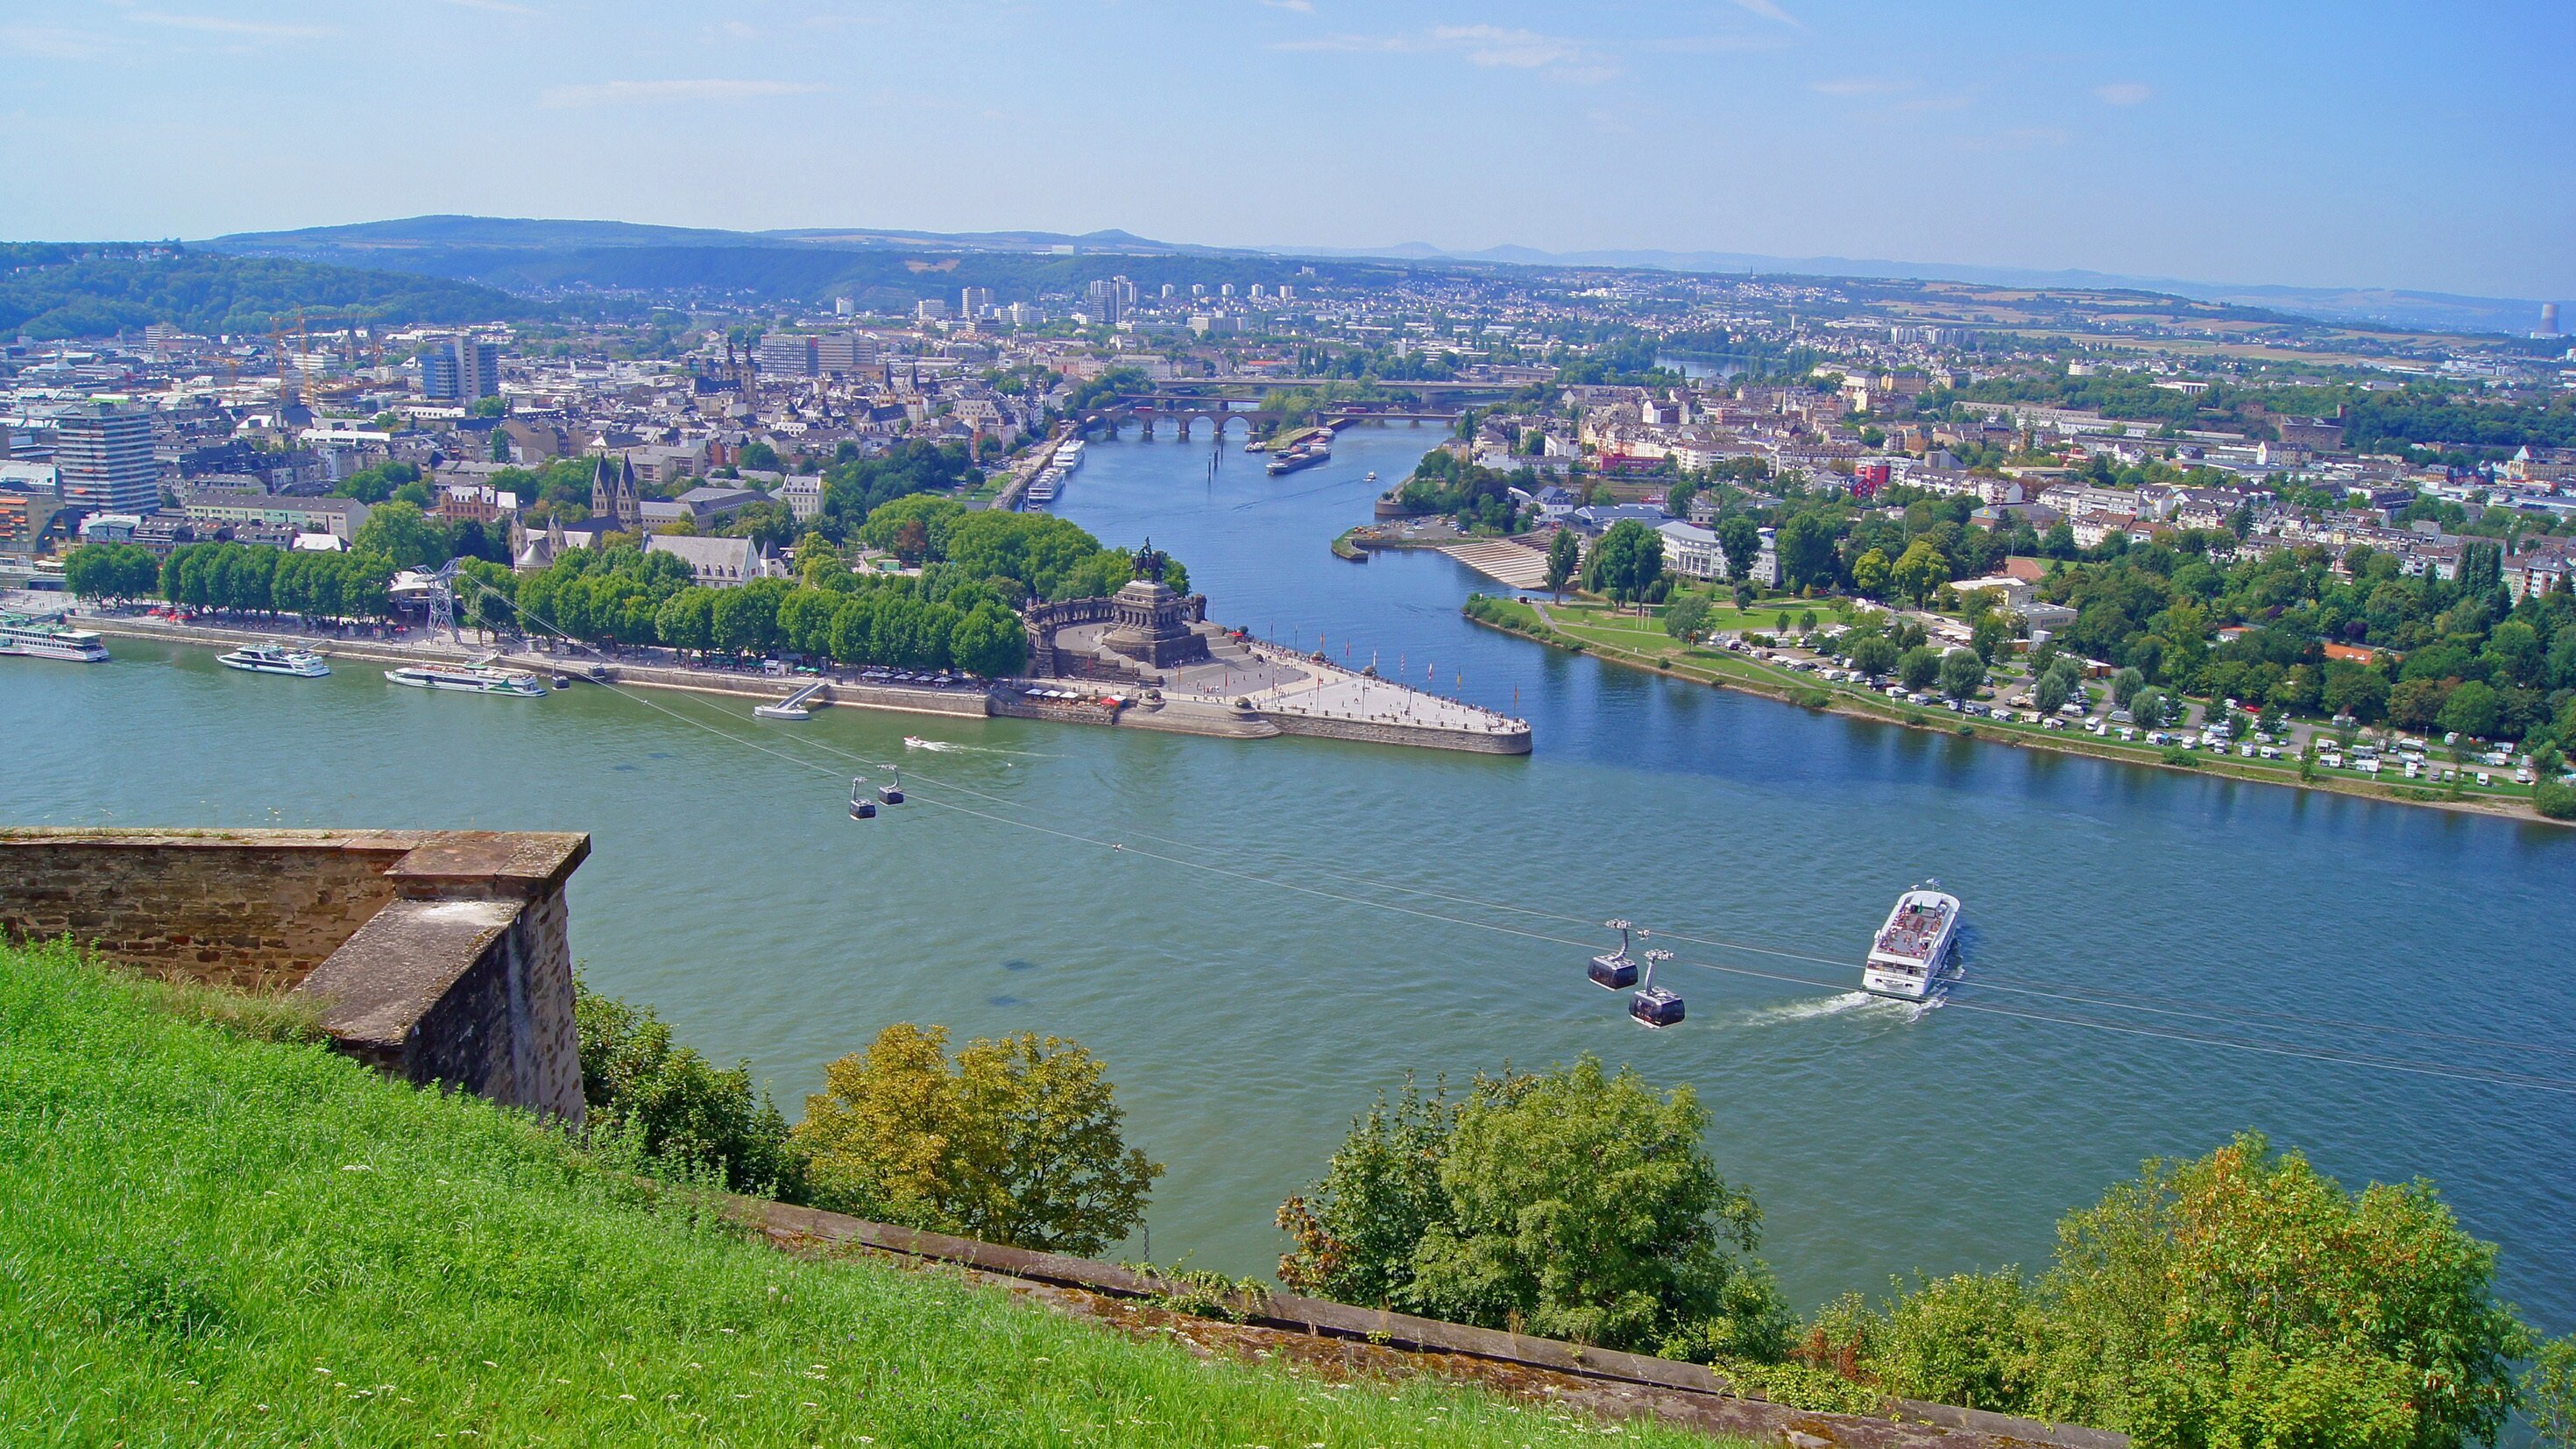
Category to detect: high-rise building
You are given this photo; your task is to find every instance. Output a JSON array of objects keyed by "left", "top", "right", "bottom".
[
  {"left": 54, "top": 401, "right": 161, "bottom": 515},
  {"left": 815, "top": 332, "right": 879, "bottom": 375},
  {"left": 758, "top": 333, "right": 819, "bottom": 378},
  {"left": 457, "top": 337, "right": 500, "bottom": 403},
  {"left": 959, "top": 286, "right": 994, "bottom": 317},
  {"left": 834, "top": 296, "right": 855, "bottom": 317},
  {"left": 1083, "top": 279, "right": 1122, "bottom": 326},
  {"left": 421, "top": 348, "right": 462, "bottom": 401},
  {"left": 1004, "top": 302, "right": 1043, "bottom": 328},
  {"left": 2542, "top": 302, "right": 2562, "bottom": 337},
  {"left": 916, "top": 298, "right": 951, "bottom": 322}
]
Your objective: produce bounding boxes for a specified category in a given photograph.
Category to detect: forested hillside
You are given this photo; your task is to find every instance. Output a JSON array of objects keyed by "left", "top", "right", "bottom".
[{"left": 0, "top": 244, "right": 545, "bottom": 339}]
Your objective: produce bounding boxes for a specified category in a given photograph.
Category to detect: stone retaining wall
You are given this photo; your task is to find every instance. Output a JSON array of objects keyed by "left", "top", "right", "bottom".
[
  {"left": 1260, "top": 710, "right": 1534, "bottom": 756},
  {"left": 0, "top": 828, "right": 589, "bottom": 1121}
]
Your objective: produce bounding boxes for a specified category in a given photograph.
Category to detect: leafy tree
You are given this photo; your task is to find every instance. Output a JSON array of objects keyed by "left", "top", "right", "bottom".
[
  {"left": 1970, "top": 614, "right": 2011, "bottom": 664},
  {"left": 1851, "top": 633, "right": 1900, "bottom": 678},
  {"left": 2111, "top": 667, "right": 2146, "bottom": 709},
  {"left": 793, "top": 1023, "right": 1161, "bottom": 1257},
  {"left": 1851, "top": 547, "right": 1892, "bottom": 598},
  {"left": 574, "top": 979, "right": 796, "bottom": 1195},
  {"left": 2131, "top": 685, "right": 2170, "bottom": 727},
  {"left": 1898, "top": 644, "right": 1943, "bottom": 693},
  {"left": 1583, "top": 520, "right": 1665, "bottom": 605},
  {"left": 1774, "top": 512, "right": 1839, "bottom": 592},
  {"left": 858, "top": 493, "right": 967, "bottom": 561},
  {"left": 1665, "top": 592, "right": 1712, "bottom": 640},
  {"left": 2537, "top": 779, "right": 2576, "bottom": 821},
  {"left": 2025, "top": 1133, "right": 2528, "bottom": 1449},
  {"left": 62, "top": 543, "right": 161, "bottom": 604},
  {"left": 2035, "top": 667, "right": 2074, "bottom": 716},
  {"left": 1546, "top": 527, "right": 1580, "bottom": 592},
  {"left": 948, "top": 600, "right": 1031, "bottom": 677},
  {"left": 1277, "top": 1057, "right": 1790, "bottom": 1359},
  {"left": 2530, "top": 1336, "right": 2576, "bottom": 1449},
  {"left": 1717, "top": 516, "right": 1764, "bottom": 583},
  {"left": 1939, "top": 647, "right": 1987, "bottom": 700},
  {"left": 330, "top": 460, "right": 421, "bottom": 505},
  {"left": 350, "top": 500, "right": 449, "bottom": 570},
  {"left": 2437, "top": 680, "right": 2502, "bottom": 739},
  {"left": 2390, "top": 676, "right": 2452, "bottom": 732},
  {"left": 723, "top": 499, "right": 799, "bottom": 552},
  {"left": 1891, "top": 539, "right": 1949, "bottom": 606},
  {"left": 651, "top": 588, "right": 715, "bottom": 658}
]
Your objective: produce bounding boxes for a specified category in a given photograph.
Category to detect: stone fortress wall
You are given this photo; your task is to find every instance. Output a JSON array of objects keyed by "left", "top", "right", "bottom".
[{"left": 0, "top": 828, "right": 590, "bottom": 1122}]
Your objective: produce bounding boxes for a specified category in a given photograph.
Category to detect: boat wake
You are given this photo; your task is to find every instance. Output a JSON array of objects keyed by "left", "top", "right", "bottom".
[
  {"left": 1730, "top": 988, "right": 1947, "bottom": 1030},
  {"left": 1737, "top": 991, "right": 1879, "bottom": 1026},
  {"left": 902, "top": 736, "right": 1056, "bottom": 759}
]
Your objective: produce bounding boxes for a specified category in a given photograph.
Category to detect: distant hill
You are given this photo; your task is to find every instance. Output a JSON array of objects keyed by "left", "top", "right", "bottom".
[
  {"left": 203, "top": 216, "right": 1253, "bottom": 265},
  {"left": 0, "top": 244, "right": 546, "bottom": 340},
  {"left": 188, "top": 214, "right": 2558, "bottom": 337},
  {"left": 1286, "top": 241, "right": 2554, "bottom": 336}
]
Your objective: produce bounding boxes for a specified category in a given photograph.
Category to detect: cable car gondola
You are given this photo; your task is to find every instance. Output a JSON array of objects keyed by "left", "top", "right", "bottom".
[
  {"left": 1589, "top": 917, "right": 1638, "bottom": 990},
  {"left": 849, "top": 777, "right": 876, "bottom": 819},
  {"left": 1630, "top": 949, "right": 1683, "bottom": 1028},
  {"left": 876, "top": 767, "right": 904, "bottom": 805}
]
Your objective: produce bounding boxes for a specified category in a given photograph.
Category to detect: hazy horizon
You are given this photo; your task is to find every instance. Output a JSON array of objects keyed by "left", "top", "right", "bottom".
[{"left": 6, "top": 1, "right": 2571, "bottom": 301}]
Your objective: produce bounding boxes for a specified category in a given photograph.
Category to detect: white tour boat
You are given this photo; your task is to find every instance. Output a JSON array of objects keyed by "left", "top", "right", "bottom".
[
  {"left": 219, "top": 643, "right": 330, "bottom": 677},
  {"left": 1, "top": 617, "right": 110, "bottom": 662},
  {"left": 1862, "top": 882, "right": 1962, "bottom": 1000},
  {"left": 384, "top": 663, "right": 549, "bottom": 697}
]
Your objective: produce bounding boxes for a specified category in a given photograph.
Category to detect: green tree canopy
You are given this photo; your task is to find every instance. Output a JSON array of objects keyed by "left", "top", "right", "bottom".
[
  {"left": 1277, "top": 1057, "right": 1792, "bottom": 1361},
  {"left": 793, "top": 1023, "right": 1161, "bottom": 1258},
  {"left": 1583, "top": 520, "right": 1666, "bottom": 604}
]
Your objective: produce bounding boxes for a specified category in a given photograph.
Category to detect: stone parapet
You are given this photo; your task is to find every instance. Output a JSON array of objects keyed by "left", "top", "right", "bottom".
[
  {"left": 1260, "top": 711, "right": 1535, "bottom": 755},
  {"left": 0, "top": 827, "right": 589, "bottom": 1122}
]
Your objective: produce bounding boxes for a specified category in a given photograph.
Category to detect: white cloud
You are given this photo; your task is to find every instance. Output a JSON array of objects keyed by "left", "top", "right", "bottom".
[
  {"left": 0, "top": 25, "right": 109, "bottom": 58},
  {"left": 1810, "top": 76, "right": 1903, "bottom": 96},
  {"left": 1952, "top": 126, "right": 2070, "bottom": 152},
  {"left": 540, "top": 78, "right": 831, "bottom": 109},
  {"left": 2095, "top": 81, "right": 2154, "bottom": 106},
  {"left": 1730, "top": 0, "right": 1801, "bottom": 26},
  {"left": 1271, "top": 25, "right": 1614, "bottom": 80},
  {"left": 130, "top": 12, "right": 332, "bottom": 39}
]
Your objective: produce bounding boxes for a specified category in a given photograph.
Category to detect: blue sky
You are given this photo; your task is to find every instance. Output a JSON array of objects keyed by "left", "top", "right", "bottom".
[{"left": 4, "top": 1, "right": 2570, "bottom": 300}]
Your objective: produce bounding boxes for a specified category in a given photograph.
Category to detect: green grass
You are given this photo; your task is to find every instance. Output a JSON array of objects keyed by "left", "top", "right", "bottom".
[{"left": 0, "top": 939, "right": 1730, "bottom": 1447}]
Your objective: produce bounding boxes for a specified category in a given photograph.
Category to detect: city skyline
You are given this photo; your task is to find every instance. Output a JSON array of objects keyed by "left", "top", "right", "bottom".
[{"left": 4, "top": 1, "right": 2573, "bottom": 302}]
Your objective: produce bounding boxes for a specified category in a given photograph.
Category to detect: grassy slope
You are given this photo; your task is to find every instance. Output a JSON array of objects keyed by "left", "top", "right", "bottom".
[{"left": 0, "top": 940, "right": 1722, "bottom": 1447}]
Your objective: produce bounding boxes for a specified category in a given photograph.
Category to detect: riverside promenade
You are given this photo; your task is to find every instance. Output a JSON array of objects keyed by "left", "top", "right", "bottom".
[{"left": 53, "top": 604, "right": 1529, "bottom": 755}]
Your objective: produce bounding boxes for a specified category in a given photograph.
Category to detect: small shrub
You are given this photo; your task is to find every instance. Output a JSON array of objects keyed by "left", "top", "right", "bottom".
[
  {"left": 2535, "top": 778, "right": 2576, "bottom": 820},
  {"left": 1791, "top": 687, "right": 1831, "bottom": 710}
]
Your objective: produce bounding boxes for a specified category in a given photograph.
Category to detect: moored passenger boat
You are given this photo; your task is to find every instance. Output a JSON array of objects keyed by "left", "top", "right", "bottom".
[
  {"left": 219, "top": 643, "right": 330, "bottom": 677},
  {"left": 0, "top": 616, "right": 110, "bottom": 662},
  {"left": 384, "top": 663, "right": 548, "bottom": 697}
]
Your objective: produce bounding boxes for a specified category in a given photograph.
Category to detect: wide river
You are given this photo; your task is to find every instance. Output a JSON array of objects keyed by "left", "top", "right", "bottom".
[{"left": 11, "top": 421, "right": 2572, "bottom": 1330}]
